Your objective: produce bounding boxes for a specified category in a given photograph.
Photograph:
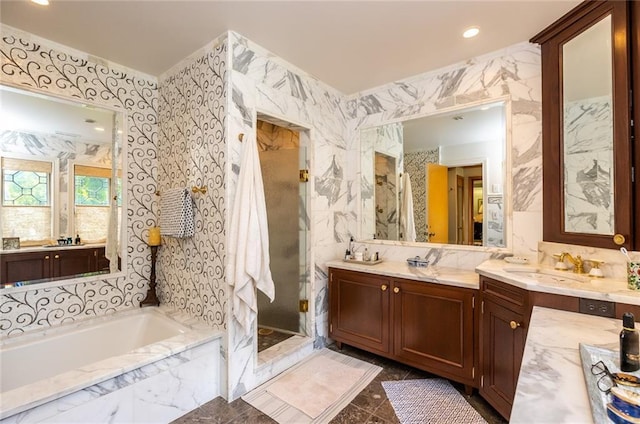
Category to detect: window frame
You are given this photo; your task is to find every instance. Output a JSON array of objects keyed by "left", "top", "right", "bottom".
[
  {"left": 0, "top": 152, "right": 59, "bottom": 245},
  {"left": 69, "top": 161, "right": 119, "bottom": 243}
]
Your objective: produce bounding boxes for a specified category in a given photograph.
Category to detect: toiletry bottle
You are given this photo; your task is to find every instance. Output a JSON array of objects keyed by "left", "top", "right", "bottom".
[
  {"left": 363, "top": 248, "right": 370, "bottom": 261},
  {"left": 620, "top": 312, "right": 640, "bottom": 372},
  {"left": 345, "top": 249, "right": 351, "bottom": 260},
  {"left": 75, "top": 234, "right": 81, "bottom": 245}
]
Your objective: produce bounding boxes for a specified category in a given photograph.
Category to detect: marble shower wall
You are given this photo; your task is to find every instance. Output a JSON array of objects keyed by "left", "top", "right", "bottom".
[
  {"left": 156, "top": 36, "right": 227, "bottom": 330},
  {"left": 350, "top": 42, "right": 544, "bottom": 257},
  {"left": 0, "top": 26, "right": 158, "bottom": 336},
  {"left": 226, "top": 31, "right": 349, "bottom": 399},
  {"left": 360, "top": 123, "right": 403, "bottom": 240},
  {"left": 1, "top": 130, "right": 114, "bottom": 238}
]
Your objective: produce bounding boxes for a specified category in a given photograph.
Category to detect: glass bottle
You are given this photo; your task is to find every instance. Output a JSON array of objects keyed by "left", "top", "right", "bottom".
[{"left": 620, "top": 312, "right": 640, "bottom": 372}]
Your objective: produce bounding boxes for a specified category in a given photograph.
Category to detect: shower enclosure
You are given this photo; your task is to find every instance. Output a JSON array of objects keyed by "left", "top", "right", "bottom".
[{"left": 256, "top": 118, "right": 308, "bottom": 341}]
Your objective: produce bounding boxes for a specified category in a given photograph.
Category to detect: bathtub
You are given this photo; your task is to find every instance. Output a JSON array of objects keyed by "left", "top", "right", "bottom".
[{"left": 0, "top": 307, "right": 222, "bottom": 423}]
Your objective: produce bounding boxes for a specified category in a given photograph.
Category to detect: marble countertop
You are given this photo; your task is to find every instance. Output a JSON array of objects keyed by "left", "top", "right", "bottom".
[
  {"left": 0, "top": 243, "right": 105, "bottom": 255},
  {"left": 511, "top": 306, "right": 621, "bottom": 423},
  {"left": 326, "top": 259, "right": 479, "bottom": 290},
  {"left": 476, "top": 259, "right": 640, "bottom": 306}
]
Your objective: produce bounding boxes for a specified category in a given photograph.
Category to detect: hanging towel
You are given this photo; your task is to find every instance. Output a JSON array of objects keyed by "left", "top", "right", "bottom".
[
  {"left": 400, "top": 173, "right": 416, "bottom": 242},
  {"left": 226, "top": 135, "right": 275, "bottom": 335},
  {"left": 160, "top": 188, "right": 195, "bottom": 238}
]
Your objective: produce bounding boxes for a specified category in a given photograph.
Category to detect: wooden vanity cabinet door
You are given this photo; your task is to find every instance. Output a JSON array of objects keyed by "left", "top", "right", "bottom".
[
  {"left": 392, "top": 278, "right": 475, "bottom": 385},
  {"left": 480, "top": 276, "right": 528, "bottom": 421},
  {"left": 328, "top": 268, "right": 391, "bottom": 355},
  {"left": 52, "top": 248, "right": 97, "bottom": 278},
  {"left": 1, "top": 251, "right": 52, "bottom": 283}
]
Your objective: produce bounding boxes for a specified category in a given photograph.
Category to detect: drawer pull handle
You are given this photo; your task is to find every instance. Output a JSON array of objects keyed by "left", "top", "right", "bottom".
[
  {"left": 510, "top": 321, "right": 521, "bottom": 330},
  {"left": 393, "top": 287, "right": 400, "bottom": 294},
  {"left": 44, "top": 255, "right": 50, "bottom": 260},
  {"left": 54, "top": 255, "right": 60, "bottom": 259},
  {"left": 381, "top": 284, "right": 388, "bottom": 291}
]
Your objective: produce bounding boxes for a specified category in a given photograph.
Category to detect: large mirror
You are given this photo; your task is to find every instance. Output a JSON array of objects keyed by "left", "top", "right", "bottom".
[
  {"left": 0, "top": 85, "right": 125, "bottom": 287},
  {"left": 361, "top": 101, "right": 506, "bottom": 248}
]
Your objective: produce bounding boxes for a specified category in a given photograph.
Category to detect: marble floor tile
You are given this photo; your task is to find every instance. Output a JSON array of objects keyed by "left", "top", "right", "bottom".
[{"left": 172, "top": 343, "right": 507, "bottom": 424}]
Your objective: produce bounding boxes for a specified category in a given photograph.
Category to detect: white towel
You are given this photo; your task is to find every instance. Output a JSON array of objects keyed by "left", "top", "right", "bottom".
[
  {"left": 400, "top": 173, "right": 416, "bottom": 242},
  {"left": 226, "top": 135, "right": 275, "bottom": 335},
  {"left": 160, "top": 188, "right": 195, "bottom": 238}
]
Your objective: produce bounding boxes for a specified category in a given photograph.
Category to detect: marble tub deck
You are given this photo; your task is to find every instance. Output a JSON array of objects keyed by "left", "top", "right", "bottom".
[{"left": 0, "top": 307, "right": 223, "bottom": 421}]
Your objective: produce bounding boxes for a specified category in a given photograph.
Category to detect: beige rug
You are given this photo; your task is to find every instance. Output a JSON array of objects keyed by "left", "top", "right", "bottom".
[{"left": 242, "top": 348, "right": 381, "bottom": 423}]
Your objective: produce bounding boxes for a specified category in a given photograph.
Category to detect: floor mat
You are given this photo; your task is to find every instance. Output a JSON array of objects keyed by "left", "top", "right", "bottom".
[
  {"left": 382, "top": 378, "right": 487, "bottom": 424},
  {"left": 243, "top": 348, "right": 381, "bottom": 423}
]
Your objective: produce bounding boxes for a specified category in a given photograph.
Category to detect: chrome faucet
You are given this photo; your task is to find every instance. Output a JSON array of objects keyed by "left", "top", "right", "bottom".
[{"left": 559, "top": 252, "right": 585, "bottom": 274}]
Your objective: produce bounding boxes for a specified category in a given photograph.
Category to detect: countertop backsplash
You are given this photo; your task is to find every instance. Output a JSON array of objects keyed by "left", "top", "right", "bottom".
[{"left": 538, "top": 241, "right": 639, "bottom": 280}]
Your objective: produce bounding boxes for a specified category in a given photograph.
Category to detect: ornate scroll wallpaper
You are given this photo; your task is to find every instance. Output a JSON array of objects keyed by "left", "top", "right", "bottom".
[
  {"left": 157, "top": 38, "right": 227, "bottom": 330},
  {"left": 0, "top": 27, "right": 158, "bottom": 336}
]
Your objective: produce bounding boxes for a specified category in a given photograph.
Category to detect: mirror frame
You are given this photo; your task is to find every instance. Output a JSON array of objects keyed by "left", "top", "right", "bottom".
[
  {"left": 532, "top": 0, "right": 633, "bottom": 250},
  {"left": 0, "top": 83, "right": 128, "bottom": 288},
  {"left": 358, "top": 97, "right": 512, "bottom": 251}
]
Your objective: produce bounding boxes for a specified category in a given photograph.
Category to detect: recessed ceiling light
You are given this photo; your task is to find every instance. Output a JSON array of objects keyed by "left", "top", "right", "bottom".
[
  {"left": 94, "top": 127, "right": 105, "bottom": 132},
  {"left": 463, "top": 27, "right": 480, "bottom": 39},
  {"left": 31, "top": 0, "right": 49, "bottom": 5}
]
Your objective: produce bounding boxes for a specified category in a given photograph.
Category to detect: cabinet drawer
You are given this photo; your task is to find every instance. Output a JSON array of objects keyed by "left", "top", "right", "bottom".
[{"left": 481, "top": 276, "right": 527, "bottom": 313}]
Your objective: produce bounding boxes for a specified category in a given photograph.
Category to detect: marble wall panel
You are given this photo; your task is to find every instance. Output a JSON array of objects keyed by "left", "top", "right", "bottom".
[
  {"left": 350, "top": 42, "right": 543, "bottom": 255},
  {"left": 0, "top": 26, "right": 158, "bottom": 336}
]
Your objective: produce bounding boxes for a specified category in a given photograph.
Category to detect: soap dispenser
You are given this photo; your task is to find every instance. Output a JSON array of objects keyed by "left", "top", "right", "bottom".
[{"left": 620, "top": 312, "right": 640, "bottom": 372}]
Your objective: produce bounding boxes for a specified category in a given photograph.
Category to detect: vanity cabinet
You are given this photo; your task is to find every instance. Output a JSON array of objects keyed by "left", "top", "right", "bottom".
[
  {"left": 328, "top": 268, "right": 477, "bottom": 388},
  {"left": 479, "top": 277, "right": 529, "bottom": 421},
  {"left": 531, "top": 0, "right": 639, "bottom": 250},
  {"left": 329, "top": 268, "right": 391, "bottom": 355},
  {"left": 1, "top": 247, "right": 107, "bottom": 284}
]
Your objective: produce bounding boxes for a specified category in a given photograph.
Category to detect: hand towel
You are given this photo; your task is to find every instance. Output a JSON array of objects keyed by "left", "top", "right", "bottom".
[
  {"left": 226, "top": 135, "right": 275, "bottom": 335},
  {"left": 400, "top": 173, "right": 416, "bottom": 242},
  {"left": 160, "top": 188, "right": 195, "bottom": 238}
]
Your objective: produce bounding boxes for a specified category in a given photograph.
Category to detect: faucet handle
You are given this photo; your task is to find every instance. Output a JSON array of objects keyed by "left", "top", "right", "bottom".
[
  {"left": 553, "top": 253, "right": 569, "bottom": 270},
  {"left": 587, "top": 259, "right": 605, "bottom": 278}
]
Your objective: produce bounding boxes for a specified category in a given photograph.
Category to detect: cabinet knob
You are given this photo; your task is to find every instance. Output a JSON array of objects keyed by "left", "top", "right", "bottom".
[
  {"left": 393, "top": 287, "right": 400, "bottom": 294},
  {"left": 510, "top": 321, "right": 521, "bottom": 330},
  {"left": 44, "top": 255, "right": 50, "bottom": 260},
  {"left": 613, "top": 234, "right": 626, "bottom": 246},
  {"left": 54, "top": 254, "right": 60, "bottom": 259},
  {"left": 381, "top": 284, "right": 388, "bottom": 291}
]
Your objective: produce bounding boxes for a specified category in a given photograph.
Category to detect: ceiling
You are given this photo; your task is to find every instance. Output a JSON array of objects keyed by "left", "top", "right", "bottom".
[
  {"left": 403, "top": 102, "right": 503, "bottom": 152},
  {"left": 0, "top": 86, "right": 115, "bottom": 144},
  {"left": 0, "top": 0, "right": 582, "bottom": 95}
]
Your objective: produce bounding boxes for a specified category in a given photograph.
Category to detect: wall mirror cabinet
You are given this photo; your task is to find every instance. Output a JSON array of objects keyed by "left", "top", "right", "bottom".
[
  {"left": 360, "top": 101, "right": 507, "bottom": 248},
  {"left": 532, "top": 0, "right": 639, "bottom": 250},
  {"left": 0, "top": 85, "right": 126, "bottom": 287}
]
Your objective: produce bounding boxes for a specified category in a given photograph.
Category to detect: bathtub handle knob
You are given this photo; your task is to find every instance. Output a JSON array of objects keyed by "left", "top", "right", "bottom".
[{"left": 44, "top": 255, "right": 50, "bottom": 260}]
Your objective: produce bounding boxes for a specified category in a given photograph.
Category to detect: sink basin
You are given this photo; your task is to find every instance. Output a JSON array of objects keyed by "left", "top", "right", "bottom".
[{"left": 505, "top": 268, "right": 590, "bottom": 284}]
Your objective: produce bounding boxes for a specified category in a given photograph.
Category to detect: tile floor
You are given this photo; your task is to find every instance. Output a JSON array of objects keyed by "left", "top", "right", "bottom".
[
  {"left": 257, "top": 328, "right": 295, "bottom": 353},
  {"left": 173, "top": 344, "right": 507, "bottom": 424}
]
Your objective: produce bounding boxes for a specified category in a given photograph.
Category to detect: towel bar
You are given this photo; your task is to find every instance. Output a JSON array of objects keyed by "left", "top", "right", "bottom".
[{"left": 191, "top": 186, "right": 207, "bottom": 195}]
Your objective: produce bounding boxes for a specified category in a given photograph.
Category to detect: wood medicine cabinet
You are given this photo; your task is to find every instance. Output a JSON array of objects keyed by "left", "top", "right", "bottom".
[{"left": 531, "top": 0, "right": 639, "bottom": 250}]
